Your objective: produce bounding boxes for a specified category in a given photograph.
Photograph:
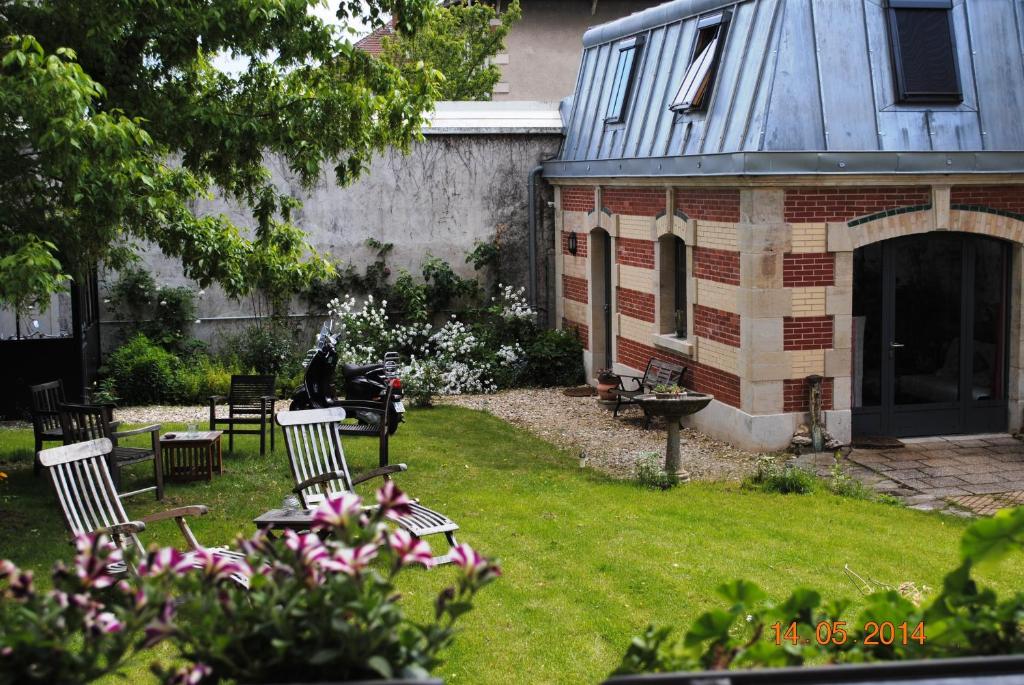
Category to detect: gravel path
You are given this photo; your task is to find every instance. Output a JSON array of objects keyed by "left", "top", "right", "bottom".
[
  {"left": 438, "top": 388, "right": 760, "bottom": 481},
  {"left": 4, "top": 391, "right": 760, "bottom": 481}
]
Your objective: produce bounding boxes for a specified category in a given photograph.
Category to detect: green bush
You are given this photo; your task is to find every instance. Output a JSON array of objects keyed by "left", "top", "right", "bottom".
[
  {"left": 176, "top": 357, "right": 236, "bottom": 404},
  {"left": 742, "top": 455, "right": 816, "bottom": 495},
  {"left": 231, "top": 323, "right": 300, "bottom": 378},
  {"left": 522, "top": 329, "right": 584, "bottom": 387},
  {"left": 108, "top": 266, "right": 198, "bottom": 352},
  {"left": 105, "top": 334, "right": 182, "bottom": 404},
  {"left": 633, "top": 453, "right": 679, "bottom": 490}
]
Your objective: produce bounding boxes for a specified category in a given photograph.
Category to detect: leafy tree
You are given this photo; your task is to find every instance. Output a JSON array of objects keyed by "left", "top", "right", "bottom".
[
  {"left": 0, "top": 1, "right": 440, "bottom": 309},
  {"left": 381, "top": 0, "right": 521, "bottom": 101}
]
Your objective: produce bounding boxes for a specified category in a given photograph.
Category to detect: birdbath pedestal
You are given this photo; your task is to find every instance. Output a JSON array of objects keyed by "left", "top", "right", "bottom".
[{"left": 633, "top": 393, "right": 714, "bottom": 481}]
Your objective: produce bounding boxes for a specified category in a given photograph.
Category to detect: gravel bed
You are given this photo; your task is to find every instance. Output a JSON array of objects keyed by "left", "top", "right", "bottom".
[
  {"left": 4, "top": 391, "right": 760, "bottom": 481},
  {"left": 438, "top": 388, "right": 760, "bottom": 481}
]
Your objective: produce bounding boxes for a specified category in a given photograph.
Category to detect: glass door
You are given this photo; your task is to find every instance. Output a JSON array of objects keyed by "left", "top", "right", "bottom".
[{"left": 852, "top": 233, "right": 1009, "bottom": 437}]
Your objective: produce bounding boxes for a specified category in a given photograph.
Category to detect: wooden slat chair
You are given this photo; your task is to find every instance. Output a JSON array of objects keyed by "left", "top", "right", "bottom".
[
  {"left": 29, "top": 380, "right": 66, "bottom": 476},
  {"left": 276, "top": 408, "right": 459, "bottom": 566},
  {"left": 38, "top": 438, "right": 245, "bottom": 579},
  {"left": 611, "top": 358, "right": 688, "bottom": 428},
  {"left": 209, "top": 374, "right": 277, "bottom": 454},
  {"left": 59, "top": 403, "right": 163, "bottom": 500}
]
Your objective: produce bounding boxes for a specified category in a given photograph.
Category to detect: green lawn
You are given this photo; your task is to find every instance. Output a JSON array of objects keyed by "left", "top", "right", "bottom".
[{"left": 1, "top": 406, "right": 1019, "bottom": 684}]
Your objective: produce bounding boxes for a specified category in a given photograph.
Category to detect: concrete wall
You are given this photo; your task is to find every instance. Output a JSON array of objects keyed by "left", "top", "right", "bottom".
[
  {"left": 490, "top": 0, "right": 664, "bottom": 101},
  {"left": 99, "top": 132, "right": 561, "bottom": 351}
]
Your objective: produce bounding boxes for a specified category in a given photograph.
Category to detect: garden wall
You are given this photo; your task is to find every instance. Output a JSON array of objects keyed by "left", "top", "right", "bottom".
[{"left": 99, "top": 131, "right": 562, "bottom": 352}]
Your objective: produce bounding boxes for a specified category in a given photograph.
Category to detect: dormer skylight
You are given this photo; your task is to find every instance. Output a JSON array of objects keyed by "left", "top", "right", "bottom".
[
  {"left": 886, "top": 0, "right": 962, "bottom": 103},
  {"left": 605, "top": 37, "right": 643, "bottom": 124},
  {"left": 671, "top": 11, "right": 730, "bottom": 113}
]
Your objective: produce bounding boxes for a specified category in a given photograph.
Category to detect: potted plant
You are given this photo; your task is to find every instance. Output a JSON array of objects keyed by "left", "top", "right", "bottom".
[
  {"left": 653, "top": 383, "right": 685, "bottom": 399},
  {"left": 596, "top": 368, "right": 620, "bottom": 401}
]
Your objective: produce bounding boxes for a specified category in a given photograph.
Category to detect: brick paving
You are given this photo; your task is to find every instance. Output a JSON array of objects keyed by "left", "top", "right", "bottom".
[{"left": 846, "top": 434, "right": 1024, "bottom": 516}]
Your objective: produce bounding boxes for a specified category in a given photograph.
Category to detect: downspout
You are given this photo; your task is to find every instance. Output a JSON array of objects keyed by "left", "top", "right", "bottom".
[{"left": 527, "top": 164, "right": 544, "bottom": 310}]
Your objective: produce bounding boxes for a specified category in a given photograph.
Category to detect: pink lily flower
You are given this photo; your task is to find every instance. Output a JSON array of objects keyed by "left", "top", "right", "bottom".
[
  {"left": 377, "top": 481, "right": 413, "bottom": 517},
  {"left": 328, "top": 543, "right": 379, "bottom": 576},
  {"left": 312, "top": 492, "right": 363, "bottom": 531},
  {"left": 388, "top": 530, "right": 433, "bottom": 568},
  {"left": 192, "top": 548, "right": 252, "bottom": 583},
  {"left": 139, "top": 547, "right": 193, "bottom": 577}
]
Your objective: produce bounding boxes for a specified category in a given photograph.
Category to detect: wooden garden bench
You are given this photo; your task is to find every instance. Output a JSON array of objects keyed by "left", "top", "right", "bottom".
[
  {"left": 38, "top": 438, "right": 246, "bottom": 581},
  {"left": 209, "top": 374, "right": 277, "bottom": 454},
  {"left": 276, "top": 407, "right": 459, "bottom": 566},
  {"left": 611, "top": 358, "right": 688, "bottom": 428}
]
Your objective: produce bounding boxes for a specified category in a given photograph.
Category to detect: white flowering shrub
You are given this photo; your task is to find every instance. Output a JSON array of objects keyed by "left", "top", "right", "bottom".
[{"left": 326, "top": 279, "right": 582, "bottom": 404}]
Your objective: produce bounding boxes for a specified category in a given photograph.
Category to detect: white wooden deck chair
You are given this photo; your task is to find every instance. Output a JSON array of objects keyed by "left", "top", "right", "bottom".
[
  {"left": 38, "top": 438, "right": 247, "bottom": 581},
  {"left": 276, "top": 408, "right": 459, "bottom": 565}
]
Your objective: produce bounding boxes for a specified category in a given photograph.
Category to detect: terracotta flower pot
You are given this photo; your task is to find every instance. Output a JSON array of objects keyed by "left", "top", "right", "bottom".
[{"left": 597, "top": 380, "right": 618, "bottom": 401}]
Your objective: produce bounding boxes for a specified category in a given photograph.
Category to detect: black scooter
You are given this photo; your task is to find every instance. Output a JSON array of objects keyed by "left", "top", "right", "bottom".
[{"left": 290, "top": 321, "right": 405, "bottom": 435}]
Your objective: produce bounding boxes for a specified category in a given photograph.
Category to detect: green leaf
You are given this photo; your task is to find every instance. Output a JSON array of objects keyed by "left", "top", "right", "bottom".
[{"left": 961, "top": 506, "right": 1024, "bottom": 563}]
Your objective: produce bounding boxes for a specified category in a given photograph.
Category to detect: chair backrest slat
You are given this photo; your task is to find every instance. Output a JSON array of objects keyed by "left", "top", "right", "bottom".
[
  {"left": 277, "top": 408, "right": 354, "bottom": 507},
  {"left": 39, "top": 438, "right": 140, "bottom": 550},
  {"left": 30, "top": 380, "right": 65, "bottom": 432},
  {"left": 229, "top": 375, "right": 276, "bottom": 411},
  {"left": 641, "top": 359, "right": 685, "bottom": 390},
  {"left": 59, "top": 403, "right": 112, "bottom": 444}
]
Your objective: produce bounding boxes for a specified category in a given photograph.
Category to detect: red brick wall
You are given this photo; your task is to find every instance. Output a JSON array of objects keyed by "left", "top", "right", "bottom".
[
  {"left": 782, "top": 253, "right": 835, "bottom": 287},
  {"left": 693, "top": 304, "right": 741, "bottom": 347},
  {"left": 562, "top": 186, "right": 595, "bottom": 213},
  {"left": 562, "top": 318, "right": 589, "bottom": 351},
  {"left": 783, "top": 316, "right": 834, "bottom": 351},
  {"left": 562, "top": 274, "right": 588, "bottom": 304},
  {"left": 783, "top": 187, "right": 930, "bottom": 222},
  {"left": 615, "top": 336, "right": 741, "bottom": 408},
  {"left": 602, "top": 187, "right": 665, "bottom": 217},
  {"left": 674, "top": 189, "right": 741, "bottom": 222},
  {"left": 783, "top": 377, "right": 834, "bottom": 412},
  {"left": 617, "top": 287, "right": 655, "bottom": 323},
  {"left": 561, "top": 231, "right": 588, "bottom": 257},
  {"left": 951, "top": 185, "right": 1024, "bottom": 215},
  {"left": 616, "top": 237, "right": 655, "bottom": 269},
  {"left": 693, "top": 246, "right": 741, "bottom": 285}
]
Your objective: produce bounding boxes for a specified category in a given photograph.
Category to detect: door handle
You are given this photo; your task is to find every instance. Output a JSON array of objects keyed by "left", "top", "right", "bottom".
[{"left": 890, "top": 341, "right": 904, "bottom": 349}]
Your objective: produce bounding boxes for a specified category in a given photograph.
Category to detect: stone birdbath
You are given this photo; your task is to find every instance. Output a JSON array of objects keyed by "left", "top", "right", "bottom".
[{"left": 633, "top": 392, "right": 714, "bottom": 481}]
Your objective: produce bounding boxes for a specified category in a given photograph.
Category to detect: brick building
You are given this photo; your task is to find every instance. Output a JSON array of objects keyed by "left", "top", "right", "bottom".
[{"left": 544, "top": 0, "right": 1024, "bottom": 450}]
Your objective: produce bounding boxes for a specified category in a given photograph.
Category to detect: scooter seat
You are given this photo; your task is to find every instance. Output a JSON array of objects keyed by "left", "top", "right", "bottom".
[{"left": 341, "top": 362, "right": 384, "bottom": 378}]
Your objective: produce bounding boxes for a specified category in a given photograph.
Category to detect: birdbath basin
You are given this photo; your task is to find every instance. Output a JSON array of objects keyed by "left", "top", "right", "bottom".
[{"left": 633, "top": 393, "right": 714, "bottom": 481}]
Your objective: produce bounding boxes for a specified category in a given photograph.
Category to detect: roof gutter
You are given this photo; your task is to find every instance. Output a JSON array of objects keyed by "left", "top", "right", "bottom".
[{"left": 543, "top": 151, "right": 1024, "bottom": 179}]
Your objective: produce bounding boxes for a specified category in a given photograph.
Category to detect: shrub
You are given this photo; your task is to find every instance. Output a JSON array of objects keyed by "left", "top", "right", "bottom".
[
  {"left": 742, "top": 455, "right": 816, "bottom": 495},
  {"left": 147, "top": 484, "right": 499, "bottom": 683},
  {"left": 633, "top": 452, "right": 679, "bottom": 490},
  {"left": 614, "top": 506, "right": 1024, "bottom": 675},
  {"left": 105, "top": 334, "right": 182, "bottom": 404},
  {"left": 108, "top": 266, "right": 198, "bottom": 352},
  {"left": 233, "top": 323, "right": 299, "bottom": 378},
  {"left": 176, "top": 357, "right": 235, "bottom": 404},
  {"left": 523, "top": 329, "right": 584, "bottom": 387}
]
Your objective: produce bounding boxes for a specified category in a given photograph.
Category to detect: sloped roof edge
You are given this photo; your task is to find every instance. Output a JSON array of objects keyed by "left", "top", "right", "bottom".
[
  {"left": 582, "top": 0, "right": 736, "bottom": 47},
  {"left": 543, "top": 151, "right": 1024, "bottom": 179}
]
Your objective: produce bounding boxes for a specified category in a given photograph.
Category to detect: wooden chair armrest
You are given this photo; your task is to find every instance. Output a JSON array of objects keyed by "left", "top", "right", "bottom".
[
  {"left": 351, "top": 463, "right": 408, "bottom": 486},
  {"left": 111, "top": 424, "right": 161, "bottom": 439},
  {"left": 140, "top": 505, "right": 209, "bottom": 524},
  {"left": 209, "top": 395, "right": 226, "bottom": 405},
  {"left": 294, "top": 470, "right": 350, "bottom": 494},
  {"left": 102, "top": 521, "right": 147, "bottom": 536}
]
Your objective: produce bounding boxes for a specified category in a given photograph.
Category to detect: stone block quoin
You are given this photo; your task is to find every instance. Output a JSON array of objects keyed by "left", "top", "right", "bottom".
[
  {"left": 674, "top": 188, "right": 741, "bottom": 222},
  {"left": 783, "top": 187, "right": 930, "bottom": 222}
]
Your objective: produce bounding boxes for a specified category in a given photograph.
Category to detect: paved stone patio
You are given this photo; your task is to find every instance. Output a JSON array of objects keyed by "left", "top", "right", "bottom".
[{"left": 795, "top": 433, "right": 1024, "bottom": 517}]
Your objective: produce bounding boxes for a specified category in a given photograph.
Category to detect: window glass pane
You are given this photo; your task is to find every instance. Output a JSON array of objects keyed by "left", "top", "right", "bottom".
[
  {"left": 853, "top": 243, "right": 882, "bottom": 408},
  {"left": 606, "top": 46, "right": 636, "bottom": 122},
  {"left": 674, "top": 238, "right": 686, "bottom": 337},
  {"left": 672, "top": 37, "right": 717, "bottom": 110},
  {"left": 890, "top": 8, "right": 961, "bottom": 101},
  {"left": 972, "top": 239, "right": 1007, "bottom": 401}
]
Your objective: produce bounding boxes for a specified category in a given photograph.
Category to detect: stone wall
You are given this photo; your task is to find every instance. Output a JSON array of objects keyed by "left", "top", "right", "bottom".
[{"left": 99, "top": 133, "right": 562, "bottom": 351}]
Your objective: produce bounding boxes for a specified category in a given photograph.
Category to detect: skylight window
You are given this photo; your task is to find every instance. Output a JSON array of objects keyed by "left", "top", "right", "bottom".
[
  {"left": 605, "top": 37, "right": 642, "bottom": 124},
  {"left": 887, "top": 0, "right": 962, "bottom": 103},
  {"left": 671, "top": 11, "right": 730, "bottom": 113}
]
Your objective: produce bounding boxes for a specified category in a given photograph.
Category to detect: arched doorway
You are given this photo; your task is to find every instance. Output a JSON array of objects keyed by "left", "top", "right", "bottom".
[
  {"left": 852, "top": 232, "right": 1010, "bottom": 437},
  {"left": 590, "top": 229, "right": 613, "bottom": 369}
]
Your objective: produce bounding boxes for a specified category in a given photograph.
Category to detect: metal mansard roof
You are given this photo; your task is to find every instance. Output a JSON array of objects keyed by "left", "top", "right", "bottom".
[{"left": 546, "top": 0, "right": 1024, "bottom": 179}]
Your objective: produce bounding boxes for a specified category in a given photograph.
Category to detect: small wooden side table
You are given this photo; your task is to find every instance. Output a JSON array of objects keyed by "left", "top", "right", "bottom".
[{"left": 160, "top": 431, "right": 223, "bottom": 482}]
